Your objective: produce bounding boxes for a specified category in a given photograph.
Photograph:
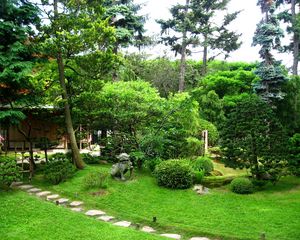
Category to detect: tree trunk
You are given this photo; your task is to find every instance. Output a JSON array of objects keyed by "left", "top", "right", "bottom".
[
  {"left": 292, "top": 0, "right": 299, "bottom": 75},
  {"left": 202, "top": 35, "right": 208, "bottom": 76},
  {"left": 54, "top": 0, "right": 84, "bottom": 169},
  {"left": 178, "top": 0, "right": 189, "bottom": 92}
]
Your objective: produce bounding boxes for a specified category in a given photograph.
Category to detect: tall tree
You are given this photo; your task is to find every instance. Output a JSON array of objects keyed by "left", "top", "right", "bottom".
[
  {"left": 276, "top": 0, "right": 300, "bottom": 75},
  {"left": 40, "top": 0, "right": 116, "bottom": 169},
  {"left": 253, "top": 0, "right": 288, "bottom": 105}
]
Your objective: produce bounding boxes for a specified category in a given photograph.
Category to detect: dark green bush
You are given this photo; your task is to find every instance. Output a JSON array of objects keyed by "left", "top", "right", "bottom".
[
  {"left": 44, "top": 160, "right": 76, "bottom": 185},
  {"left": 81, "top": 153, "right": 100, "bottom": 164},
  {"left": 49, "top": 152, "right": 72, "bottom": 162},
  {"left": 0, "top": 156, "right": 20, "bottom": 189},
  {"left": 230, "top": 177, "right": 254, "bottom": 194},
  {"left": 146, "top": 158, "right": 162, "bottom": 172},
  {"left": 193, "top": 170, "right": 204, "bottom": 184},
  {"left": 154, "top": 159, "right": 193, "bottom": 189},
  {"left": 83, "top": 171, "right": 109, "bottom": 189},
  {"left": 192, "top": 156, "right": 214, "bottom": 175}
]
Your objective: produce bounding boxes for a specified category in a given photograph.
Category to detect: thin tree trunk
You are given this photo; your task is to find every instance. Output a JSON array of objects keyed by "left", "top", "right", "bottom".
[
  {"left": 292, "top": 0, "right": 299, "bottom": 75},
  {"left": 179, "top": 0, "right": 189, "bottom": 92},
  {"left": 54, "top": 0, "right": 84, "bottom": 169},
  {"left": 202, "top": 35, "right": 208, "bottom": 76}
]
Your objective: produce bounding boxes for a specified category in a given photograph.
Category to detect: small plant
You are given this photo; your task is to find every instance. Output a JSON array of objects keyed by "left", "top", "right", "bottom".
[
  {"left": 154, "top": 159, "right": 193, "bottom": 189},
  {"left": 44, "top": 160, "right": 76, "bottom": 185},
  {"left": 146, "top": 158, "right": 162, "bottom": 172},
  {"left": 81, "top": 153, "right": 100, "bottom": 164},
  {"left": 230, "top": 177, "right": 254, "bottom": 194},
  {"left": 193, "top": 169, "right": 204, "bottom": 184},
  {"left": 49, "top": 152, "right": 72, "bottom": 162},
  {"left": 0, "top": 156, "right": 20, "bottom": 189},
  {"left": 83, "top": 171, "right": 109, "bottom": 190},
  {"left": 192, "top": 156, "right": 214, "bottom": 175}
]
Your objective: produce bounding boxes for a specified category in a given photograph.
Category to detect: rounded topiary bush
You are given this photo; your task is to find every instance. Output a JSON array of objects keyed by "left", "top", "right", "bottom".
[
  {"left": 44, "top": 160, "right": 76, "bottom": 185},
  {"left": 192, "top": 156, "right": 214, "bottom": 175},
  {"left": 154, "top": 159, "right": 193, "bottom": 189},
  {"left": 81, "top": 153, "right": 100, "bottom": 164},
  {"left": 230, "top": 177, "right": 254, "bottom": 194},
  {"left": 0, "top": 156, "right": 20, "bottom": 189}
]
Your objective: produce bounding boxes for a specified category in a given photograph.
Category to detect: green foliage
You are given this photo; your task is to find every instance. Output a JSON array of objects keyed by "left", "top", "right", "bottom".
[
  {"left": 0, "top": 156, "right": 20, "bottom": 189},
  {"left": 82, "top": 171, "right": 109, "bottom": 190},
  {"left": 193, "top": 169, "right": 204, "bottom": 184},
  {"left": 182, "top": 137, "right": 204, "bottom": 157},
  {"left": 49, "top": 153, "right": 72, "bottom": 162},
  {"left": 192, "top": 156, "right": 214, "bottom": 175},
  {"left": 220, "top": 95, "right": 288, "bottom": 182},
  {"left": 288, "top": 133, "right": 300, "bottom": 176},
  {"left": 145, "top": 158, "right": 162, "bottom": 172},
  {"left": 154, "top": 159, "right": 193, "bottom": 189},
  {"left": 44, "top": 160, "right": 76, "bottom": 185},
  {"left": 198, "top": 119, "right": 219, "bottom": 146},
  {"left": 230, "top": 178, "right": 254, "bottom": 194},
  {"left": 81, "top": 153, "right": 100, "bottom": 165}
]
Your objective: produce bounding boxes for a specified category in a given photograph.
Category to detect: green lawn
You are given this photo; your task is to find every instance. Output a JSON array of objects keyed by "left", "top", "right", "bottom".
[
  {"left": 29, "top": 164, "right": 300, "bottom": 240},
  {"left": 0, "top": 190, "right": 164, "bottom": 240}
]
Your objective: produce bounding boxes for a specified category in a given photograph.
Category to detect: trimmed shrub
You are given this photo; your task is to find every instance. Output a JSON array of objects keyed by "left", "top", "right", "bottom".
[
  {"left": 146, "top": 158, "right": 162, "bottom": 172},
  {"left": 154, "top": 159, "right": 193, "bottom": 189},
  {"left": 44, "top": 160, "right": 76, "bottom": 185},
  {"left": 83, "top": 171, "right": 109, "bottom": 189},
  {"left": 0, "top": 156, "right": 20, "bottom": 189},
  {"left": 193, "top": 170, "right": 204, "bottom": 184},
  {"left": 81, "top": 153, "right": 100, "bottom": 164},
  {"left": 192, "top": 156, "right": 214, "bottom": 175},
  {"left": 230, "top": 177, "right": 254, "bottom": 194},
  {"left": 182, "top": 137, "right": 204, "bottom": 157},
  {"left": 49, "top": 152, "right": 72, "bottom": 162}
]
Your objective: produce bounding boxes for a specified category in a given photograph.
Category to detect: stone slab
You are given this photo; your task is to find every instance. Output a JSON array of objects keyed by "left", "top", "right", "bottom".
[
  {"left": 97, "top": 215, "right": 115, "bottom": 222},
  {"left": 27, "top": 188, "right": 41, "bottom": 193},
  {"left": 113, "top": 221, "right": 131, "bottom": 227},
  {"left": 56, "top": 198, "right": 69, "bottom": 204},
  {"left": 189, "top": 238, "right": 210, "bottom": 240},
  {"left": 141, "top": 226, "right": 156, "bottom": 233},
  {"left": 36, "top": 191, "right": 51, "bottom": 197},
  {"left": 70, "top": 201, "right": 83, "bottom": 207},
  {"left": 18, "top": 185, "right": 34, "bottom": 190},
  {"left": 47, "top": 194, "right": 60, "bottom": 200},
  {"left": 85, "top": 210, "right": 106, "bottom": 216},
  {"left": 71, "top": 207, "right": 83, "bottom": 212},
  {"left": 11, "top": 181, "right": 23, "bottom": 187},
  {"left": 160, "top": 234, "right": 181, "bottom": 239}
]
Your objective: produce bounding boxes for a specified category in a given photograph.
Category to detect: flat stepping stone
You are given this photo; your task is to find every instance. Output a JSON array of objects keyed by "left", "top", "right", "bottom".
[
  {"left": 55, "top": 198, "right": 69, "bottom": 204},
  {"left": 160, "top": 234, "right": 181, "bottom": 239},
  {"left": 47, "top": 194, "right": 60, "bottom": 200},
  {"left": 70, "top": 201, "right": 83, "bottom": 207},
  {"left": 27, "top": 188, "right": 41, "bottom": 193},
  {"left": 97, "top": 215, "right": 115, "bottom": 222},
  {"left": 11, "top": 181, "right": 23, "bottom": 187},
  {"left": 85, "top": 210, "right": 106, "bottom": 216},
  {"left": 141, "top": 226, "right": 156, "bottom": 233},
  {"left": 113, "top": 221, "right": 131, "bottom": 227},
  {"left": 36, "top": 191, "right": 51, "bottom": 197},
  {"left": 190, "top": 238, "right": 210, "bottom": 240},
  {"left": 18, "top": 185, "right": 34, "bottom": 190},
  {"left": 71, "top": 207, "right": 83, "bottom": 212}
]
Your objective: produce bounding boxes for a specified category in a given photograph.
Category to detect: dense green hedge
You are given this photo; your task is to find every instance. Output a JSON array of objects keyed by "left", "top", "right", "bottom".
[{"left": 230, "top": 177, "right": 254, "bottom": 194}]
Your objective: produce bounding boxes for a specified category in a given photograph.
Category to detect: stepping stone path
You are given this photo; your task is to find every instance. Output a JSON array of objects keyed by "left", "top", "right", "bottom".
[
  {"left": 27, "top": 188, "right": 41, "bottom": 193},
  {"left": 190, "top": 238, "right": 210, "bottom": 240},
  {"left": 97, "top": 215, "right": 115, "bottom": 222},
  {"left": 141, "top": 226, "right": 156, "bottom": 233},
  {"left": 160, "top": 233, "right": 181, "bottom": 239},
  {"left": 85, "top": 210, "right": 106, "bottom": 216},
  {"left": 71, "top": 207, "right": 83, "bottom": 212},
  {"left": 36, "top": 191, "right": 51, "bottom": 197},
  {"left": 16, "top": 183, "right": 210, "bottom": 240},
  {"left": 113, "top": 221, "right": 131, "bottom": 227},
  {"left": 56, "top": 198, "right": 69, "bottom": 204},
  {"left": 70, "top": 201, "right": 83, "bottom": 207},
  {"left": 47, "top": 194, "right": 60, "bottom": 200},
  {"left": 18, "top": 185, "right": 34, "bottom": 190}
]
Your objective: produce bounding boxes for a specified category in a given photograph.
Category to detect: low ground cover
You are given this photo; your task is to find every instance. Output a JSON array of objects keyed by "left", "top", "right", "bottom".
[{"left": 30, "top": 164, "right": 300, "bottom": 240}]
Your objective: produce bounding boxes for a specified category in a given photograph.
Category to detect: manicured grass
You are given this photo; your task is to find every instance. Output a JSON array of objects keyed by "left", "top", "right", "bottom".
[
  {"left": 30, "top": 164, "right": 300, "bottom": 240},
  {"left": 0, "top": 190, "right": 164, "bottom": 240}
]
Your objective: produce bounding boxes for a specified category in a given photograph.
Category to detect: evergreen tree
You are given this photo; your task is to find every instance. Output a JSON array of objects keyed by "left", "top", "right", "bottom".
[{"left": 253, "top": 0, "right": 288, "bottom": 105}]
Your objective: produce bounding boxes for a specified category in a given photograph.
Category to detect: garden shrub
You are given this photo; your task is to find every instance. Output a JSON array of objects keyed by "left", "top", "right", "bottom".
[
  {"left": 154, "top": 159, "right": 193, "bottom": 189},
  {"left": 83, "top": 171, "right": 109, "bottom": 190},
  {"left": 192, "top": 156, "right": 214, "bottom": 175},
  {"left": 146, "top": 157, "right": 162, "bottom": 172},
  {"left": 288, "top": 133, "right": 300, "bottom": 176},
  {"left": 0, "top": 156, "right": 20, "bottom": 189},
  {"left": 44, "top": 160, "right": 76, "bottom": 185},
  {"left": 81, "top": 153, "right": 100, "bottom": 164},
  {"left": 230, "top": 177, "right": 254, "bottom": 194},
  {"left": 182, "top": 137, "right": 204, "bottom": 157},
  {"left": 202, "top": 175, "right": 237, "bottom": 188},
  {"left": 49, "top": 152, "right": 72, "bottom": 162},
  {"left": 193, "top": 170, "right": 204, "bottom": 184}
]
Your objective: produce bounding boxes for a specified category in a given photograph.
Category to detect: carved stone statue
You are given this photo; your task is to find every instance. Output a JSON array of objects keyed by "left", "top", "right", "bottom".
[{"left": 111, "top": 153, "right": 133, "bottom": 180}]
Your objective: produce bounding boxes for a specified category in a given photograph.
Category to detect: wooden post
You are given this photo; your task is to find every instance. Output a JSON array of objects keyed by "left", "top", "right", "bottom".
[{"left": 202, "top": 130, "right": 208, "bottom": 155}]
